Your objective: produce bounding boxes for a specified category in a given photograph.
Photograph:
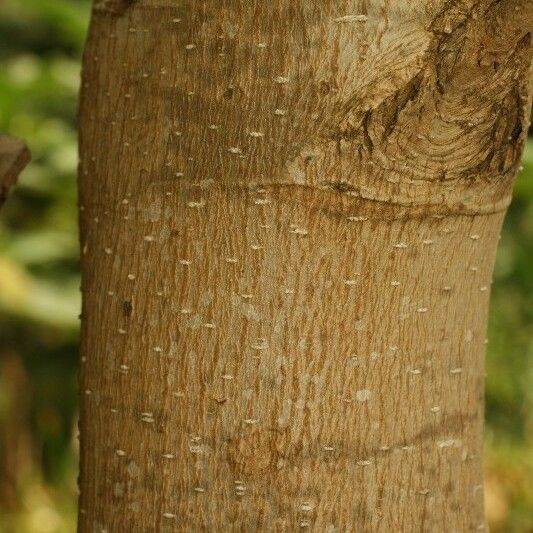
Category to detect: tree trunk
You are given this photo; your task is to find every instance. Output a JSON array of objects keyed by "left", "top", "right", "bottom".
[{"left": 78, "top": 1, "right": 532, "bottom": 531}]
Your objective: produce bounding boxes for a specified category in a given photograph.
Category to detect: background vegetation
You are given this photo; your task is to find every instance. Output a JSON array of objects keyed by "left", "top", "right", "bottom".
[{"left": 0, "top": 1, "right": 532, "bottom": 531}]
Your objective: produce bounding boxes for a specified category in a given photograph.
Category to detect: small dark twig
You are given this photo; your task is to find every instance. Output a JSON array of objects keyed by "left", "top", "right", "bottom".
[{"left": 0, "top": 135, "right": 30, "bottom": 207}]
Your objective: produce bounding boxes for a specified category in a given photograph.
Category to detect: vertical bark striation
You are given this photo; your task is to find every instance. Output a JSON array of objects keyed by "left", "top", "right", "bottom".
[{"left": 78, "top": 1, "right": 532, "bottom": 531}]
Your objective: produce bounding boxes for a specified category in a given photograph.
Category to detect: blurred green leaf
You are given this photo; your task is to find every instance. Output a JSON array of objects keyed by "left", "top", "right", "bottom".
[{"left": 513, "top": 139, "right": 533, "bottom": 200}]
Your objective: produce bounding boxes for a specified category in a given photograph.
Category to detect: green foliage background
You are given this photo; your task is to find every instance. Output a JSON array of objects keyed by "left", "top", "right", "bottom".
[{"left": 0, "top": 1, "right": 531, "bottom": 531}]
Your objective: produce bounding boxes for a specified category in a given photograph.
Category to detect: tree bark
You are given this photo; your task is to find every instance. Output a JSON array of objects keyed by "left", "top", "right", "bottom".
[
  {"left": 0, "top": 135, "right": 30, "bottom": 207},
  {"left": 78, "top": 1, "right": 532, "bottom": 531}
]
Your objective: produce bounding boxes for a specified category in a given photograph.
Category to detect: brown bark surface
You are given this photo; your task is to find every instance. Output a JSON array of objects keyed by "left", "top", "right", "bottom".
[
  {"left": 0, "top": 135, "right": 30, "bottom": 207},
  {"left": 78, "top": 1, "right": 533, "bottom": 531}
]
